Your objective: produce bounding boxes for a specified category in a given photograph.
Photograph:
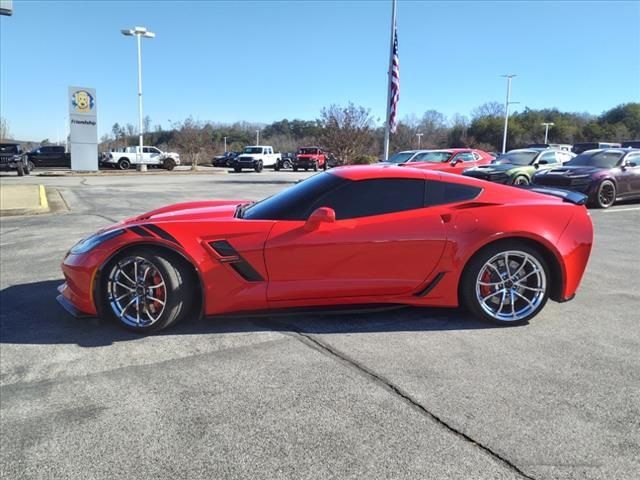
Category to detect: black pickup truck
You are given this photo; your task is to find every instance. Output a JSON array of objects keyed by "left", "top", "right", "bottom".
[
  {"left": 26, "top": 145, "right": 71, "bottom": 169},
  {"left": 0, "top": 143, "right": 30, "bottom": 176}
]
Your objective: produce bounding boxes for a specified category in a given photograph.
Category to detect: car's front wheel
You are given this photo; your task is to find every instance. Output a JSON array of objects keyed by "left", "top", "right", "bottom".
[
  {"left": 594, "top": 180, "right": 616, "bottom": 208},
  {"left": 118, "top": 158, "right": 131, "bottom": 170},
  {"left": 163, "top": 158, "right": 176, "bottom": 171},
  {"left": 461, "top": 241, "right": 550, "bottom": 326},
  {"left": 101, "top": 247, "right": 195, "bottom": 333},
  {"left": 512, "top": 175, "right": 530, "bottom": 186},
  {"left": 254, "top": 161, "right": 263, "bottom": 173}
]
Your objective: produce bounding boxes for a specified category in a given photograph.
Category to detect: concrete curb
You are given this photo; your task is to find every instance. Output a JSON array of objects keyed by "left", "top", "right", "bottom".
[
  {"left": 35, "top": 168, "right": 228, "bottom": 177},
  {"left": 0, "top": 184, "right": 51, "bottom": 217}
]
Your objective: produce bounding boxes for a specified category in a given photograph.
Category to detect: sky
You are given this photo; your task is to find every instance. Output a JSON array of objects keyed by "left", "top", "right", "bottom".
[{"left": 1, "top": 0, "right": 639, "bottom": 141}]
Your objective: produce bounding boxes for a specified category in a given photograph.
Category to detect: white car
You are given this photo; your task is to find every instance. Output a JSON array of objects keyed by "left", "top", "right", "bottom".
[
  {"left": 105, "top": 146, "right": 180, "bottom": 170},
  {"left": 233, "top": 146, "right": 281, "bottom": 172}
]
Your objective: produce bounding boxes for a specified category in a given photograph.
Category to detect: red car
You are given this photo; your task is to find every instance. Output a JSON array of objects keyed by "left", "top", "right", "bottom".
[
  {"left": 293, "top": 147, "right": 328, "bottom": 171},
  {"left": 403, "top": 148, "right": 494, "bottom": 174},
  {"left": 58, "top": 166, "right": 593, "bottom": 333}
]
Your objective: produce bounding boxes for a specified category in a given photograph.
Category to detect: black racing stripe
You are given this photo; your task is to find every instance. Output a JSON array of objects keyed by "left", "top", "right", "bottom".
[
  {"left": 229, "top": 261, "right": 264, "bottom": 282},
  {"left": 129, "top": 225, "right": 154, "bottom": 238},
  {"left": 143, "top": 224, "right": 180, "bottom": 246}
]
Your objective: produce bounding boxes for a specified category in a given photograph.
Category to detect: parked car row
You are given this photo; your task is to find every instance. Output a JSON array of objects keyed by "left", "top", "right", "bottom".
[{"left": 211, "top": 145, "right": 339, "bottom": 173}]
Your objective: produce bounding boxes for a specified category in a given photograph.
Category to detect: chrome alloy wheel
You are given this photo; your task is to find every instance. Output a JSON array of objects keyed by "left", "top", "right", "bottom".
[
  {"left": 475, "top": 250, "right": 547, "bottom": 322},
  {"left": 107, "top": 256, "right": 167, "bottom": 327}
]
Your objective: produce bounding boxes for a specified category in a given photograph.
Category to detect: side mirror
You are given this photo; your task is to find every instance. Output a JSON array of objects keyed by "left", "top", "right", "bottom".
[
  {"left": 304, "top": 207, "right": 336, "bottom": 231},
  {"left": 450, "top": 159, "right": 459, "bottom": 166},
  {"left": 623, "top": 161, "right": 637, "bottom": 168}
]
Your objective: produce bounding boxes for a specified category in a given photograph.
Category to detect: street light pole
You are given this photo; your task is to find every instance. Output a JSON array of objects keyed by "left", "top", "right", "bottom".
[
  {"left": 416, "top": 133, "right": 423, "bottom": 149},
  {"left": 256, "top": 129, "right": 260, "bottom": 145},
  {"left": 500, "top": 74, "right": 517, "bottom": 154},
  {"left": 541, "top": 122, "right": 555, "bottom": 144},
  {"left": 121, "top": 26, "right": 155, "bottom": 172},
  {"left": 223, "top": 136, "right": 227, "bottom": 153}
]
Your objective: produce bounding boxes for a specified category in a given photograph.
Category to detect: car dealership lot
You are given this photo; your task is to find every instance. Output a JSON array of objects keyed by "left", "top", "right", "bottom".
[{"left": 1, "top": 171, "right": 639, "bottom": 480}]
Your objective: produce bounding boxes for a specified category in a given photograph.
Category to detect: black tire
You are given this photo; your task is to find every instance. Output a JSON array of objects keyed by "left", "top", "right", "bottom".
[
  {"left": 594, "top": 180, "right": 616, "bottom": 209},
  {"left": 254, "top": 161, "right": 263, "bottom": 173},
  {"left": 512, "top": 175, "right": 530, "bottom": 186},
  {"left": 163, "top": 158, "right": 176, "bottom": 171},
  {"left": 460, "top": 240, "right": 551, "bottom": 326},
  {"left": 312, "top": 161, "right": 318, "bottom": 172},
  {"left": 304, "top": 167, "right": 308, "bottom": 172},
  {"left": 16, "top": 164, "right": 24, "bottom": 176},
  {"left": 283, "top": 160, "right": 292, "bottom": 169},
  {"left": 100, "top": 247, "right": 196, "bottom": 334},
  {"left": 293, "top": 166, "right": 298, "bottom": 172},
  {"left": 274, "top": 162, "right": 280, "bottom": 171},
  {"left": 234, "top": 166, "right": 242, "bottom": 173},
  {"left": 322, "top": 162, "right": 327, "bottom": 171},
  {"left": 27, "top": 160, "right": 35, "bottom": 172},
  {"left": 118, "top": 158, "right": 131, "bottom": 170}
]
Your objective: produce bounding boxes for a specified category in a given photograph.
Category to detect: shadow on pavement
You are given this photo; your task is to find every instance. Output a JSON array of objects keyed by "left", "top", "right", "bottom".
[{"left": 0, "top": 280, "right": 503, "bottom": 347}]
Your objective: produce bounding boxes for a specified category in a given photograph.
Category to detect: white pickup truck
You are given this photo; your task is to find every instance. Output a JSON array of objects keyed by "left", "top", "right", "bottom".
[
  {"left": 105, "top": 146, "right": 181, "bottom": 170},
  {"left": 232, "top": 146, "right": 281, "bottom": 172}
]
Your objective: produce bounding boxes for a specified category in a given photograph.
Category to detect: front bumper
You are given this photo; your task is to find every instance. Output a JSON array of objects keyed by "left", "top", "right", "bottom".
[
  {"left": 293, "top": 158, "right": 318, "bottom": 167},
  {"left": 57, "top": 284, "right": 96, "bottom": 318}
]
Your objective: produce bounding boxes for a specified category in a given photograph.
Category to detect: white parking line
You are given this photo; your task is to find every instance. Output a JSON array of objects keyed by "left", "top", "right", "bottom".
[{"left": 603, "top": 207, "right": 640, "bottom": 213}]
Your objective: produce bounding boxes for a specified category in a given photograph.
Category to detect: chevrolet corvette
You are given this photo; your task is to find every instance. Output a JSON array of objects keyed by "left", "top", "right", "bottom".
[{"left": 58, "top": 166, "right": 594, "bottom": 333}]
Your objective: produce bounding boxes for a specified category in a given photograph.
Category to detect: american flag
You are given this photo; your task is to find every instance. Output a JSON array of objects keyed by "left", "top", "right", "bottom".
[{"left": 389, "top": 26, "right": 400, "bottom": 134}]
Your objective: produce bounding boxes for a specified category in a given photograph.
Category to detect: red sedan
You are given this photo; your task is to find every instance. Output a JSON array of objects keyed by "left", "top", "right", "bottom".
[
  {"left": 403, "top": 148, "right": 494, "bottom": 174},
  {"left": 58, "top": 166, "right": 593, "bottom": 333}
]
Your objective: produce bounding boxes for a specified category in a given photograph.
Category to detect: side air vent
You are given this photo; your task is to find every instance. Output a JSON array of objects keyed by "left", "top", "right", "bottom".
[
  {"left": 210, "top": 240, "right": 238, "bottom": 258},
  {"left": 208, "top": 240, "right": 264, "bottom": 282}
]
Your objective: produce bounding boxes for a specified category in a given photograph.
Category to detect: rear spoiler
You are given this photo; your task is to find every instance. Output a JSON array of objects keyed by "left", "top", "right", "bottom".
[{"left": 517, "top": 185, "right": 588, "bottom": 205}]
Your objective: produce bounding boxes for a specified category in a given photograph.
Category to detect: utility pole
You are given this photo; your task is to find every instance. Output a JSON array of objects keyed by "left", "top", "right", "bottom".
[
  {"left": 541, "top": 122, "right": 554, "bottom": 144},
  {"left": 256, "top": 129, "right": 260, "bottom": 145},
  {"left": 500, "top": 74, "right": 518, "bottom": 154},
  {"left": 223, "top": 136, "right": 227, "bottom": 153},
  {"left": 416, "top": 133, "right": 423, "bottom": 149}
]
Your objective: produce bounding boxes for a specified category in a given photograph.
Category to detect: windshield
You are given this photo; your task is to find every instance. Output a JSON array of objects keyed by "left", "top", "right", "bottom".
[
  {"left": 386, "top": 152, "right": 416, "bottom": 164},
  {"left": 243, "top": 172, "right": 346, "bottom": 221},
  {"left": 298, "top": 148, "right": 319, "bottom": 155},
  {"left": 566, "top": 151, "right": 623, "bottom": 168},
  {"left": 495, "top": 151, "right": 538, "bottom": 166},
  {"left": 0, "top": 144, "right": 20, "bottom": 153},
  {"left": 413, "top": 151, "right": 453, "bottom": 163},
  {"left": 243, "top": 147, "right": 263, "bottom": 154}
]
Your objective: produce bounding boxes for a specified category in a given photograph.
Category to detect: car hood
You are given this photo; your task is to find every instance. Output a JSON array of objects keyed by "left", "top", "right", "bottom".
[
  {"left": 465, "top": 163, "right": 522, "bottom": 174},
  {"left": 539, "top": 166, "right": 605, "bottom": 177},
  {"left": 120, "top": 200, "right": 248, "bottom": 225}
]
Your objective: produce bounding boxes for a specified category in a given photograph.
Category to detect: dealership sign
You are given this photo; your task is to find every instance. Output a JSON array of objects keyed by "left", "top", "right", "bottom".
[{"left": 68, "top": 86, "right": 98, "bottom": 170}]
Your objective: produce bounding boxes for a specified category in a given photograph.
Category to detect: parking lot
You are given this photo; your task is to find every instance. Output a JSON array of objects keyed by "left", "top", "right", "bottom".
[{"left": 1, "top": 170, "right": 639, "bottom": 480}]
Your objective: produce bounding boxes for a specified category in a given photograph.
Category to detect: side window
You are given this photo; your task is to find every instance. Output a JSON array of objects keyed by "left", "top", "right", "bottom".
[
  {"left": 455, "top": 153, "right": 476, "bottom": 162},
  {"left": 151, "top": 147, "right": 161, "bottom": 154},
  {"left": 473, "top": 152, "right": 481, "bottom": 160},
  {"left": 425, "top": 180, "right": 483, "bottom": 206},
  {"left": 539, "top": 151, "right": 557, "bottom": 164},
  {"left": 626, "top": 153, "right": 640, "bottom": 165},
  {"left": 142, "top": 147, "right": 151, "bottom": 153},
  {"left": 312, "top": 178, "right": 425, "bottom": 220}
]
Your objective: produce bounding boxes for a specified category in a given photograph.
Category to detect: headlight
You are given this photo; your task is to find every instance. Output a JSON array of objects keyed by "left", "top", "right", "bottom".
[{"left": 70, "top": 229, "right": 125, "bottom": 254}]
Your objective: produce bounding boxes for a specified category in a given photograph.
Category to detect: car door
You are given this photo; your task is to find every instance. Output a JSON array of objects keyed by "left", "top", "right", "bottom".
[
  {"left": 618, "top": 152, "right": 640, "bottom": 198},
  {"left": 264, "top": 177, "right": 447, "bottom": 303}
]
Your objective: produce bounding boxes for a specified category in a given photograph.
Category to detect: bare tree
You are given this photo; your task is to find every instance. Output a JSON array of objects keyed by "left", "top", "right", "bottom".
[
  {"left": 125, "top": 123, "right": 136, "bottom": 137},
  {"left": 0, "top": 117, "right": 11, "bottom": 140},
  {"left": 143, "top": 115, "right": 152, "bottom": 134},
  {"left": 320, "top": 103, "right": 374, "bottom": 164},
  {"left": 471, "top": 101, "right": 505, "bottom": 119},
  {"left": 171, "top": 117, "right": 211, "bottom": 170}
]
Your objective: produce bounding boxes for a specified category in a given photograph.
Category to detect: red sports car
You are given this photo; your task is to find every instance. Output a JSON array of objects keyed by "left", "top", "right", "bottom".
[
  {"left": 58, "top": 166, "right": 593, "bottom": 333},
  {"left": 403, "top": 148, "right": 494, "bottom": 174}
]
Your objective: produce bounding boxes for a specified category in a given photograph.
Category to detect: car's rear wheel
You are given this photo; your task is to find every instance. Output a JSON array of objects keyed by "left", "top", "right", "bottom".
[
  {"left": 595, "top": 180, "right": 616, "bottom": 208},
  {"left": 101, "top": 247, "right": 195, "bottom": 333},
  {"left": 118, "top": 158, "right": 130, "bottom": 170},
  {"left": 312, "top": 161, "right": 318, "bottom": 172},
  {"left": 512, "top": 175, "right": 529, "bottom": 186},
  {"left": 283, "top": 160, "right": 292, "bottom": 169},
  {"left": 274, "top": 162, "right": 280, "bottom": 171},
  {"left": 461, "top": 241, "right": 550, "bottom": 326},
  {"left": 293, "top": 166, "right": 298, "bottom": 172}
]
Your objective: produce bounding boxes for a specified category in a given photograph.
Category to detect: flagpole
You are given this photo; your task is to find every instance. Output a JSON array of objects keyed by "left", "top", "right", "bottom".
[{"left": 383, "top": 0, "right": 397, "bottom": 161}]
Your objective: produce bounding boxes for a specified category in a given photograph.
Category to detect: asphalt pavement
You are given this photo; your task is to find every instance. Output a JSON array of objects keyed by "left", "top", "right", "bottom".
[{"left": 1, "top": 169, "right": 639, "bottom": 480}]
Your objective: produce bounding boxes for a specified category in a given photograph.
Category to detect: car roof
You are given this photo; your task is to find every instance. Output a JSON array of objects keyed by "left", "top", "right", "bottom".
[{"left": 329, "top": 164, "right": 438, "bottom": 181}]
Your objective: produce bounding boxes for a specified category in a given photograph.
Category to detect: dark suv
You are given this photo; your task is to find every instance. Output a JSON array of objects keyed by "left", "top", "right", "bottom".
[
  {"left": 27, "top": 145, "right": 71, "bottom": 168},
  {"left": 0, "top": 143, "right": 30, "bottom": 176}
]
